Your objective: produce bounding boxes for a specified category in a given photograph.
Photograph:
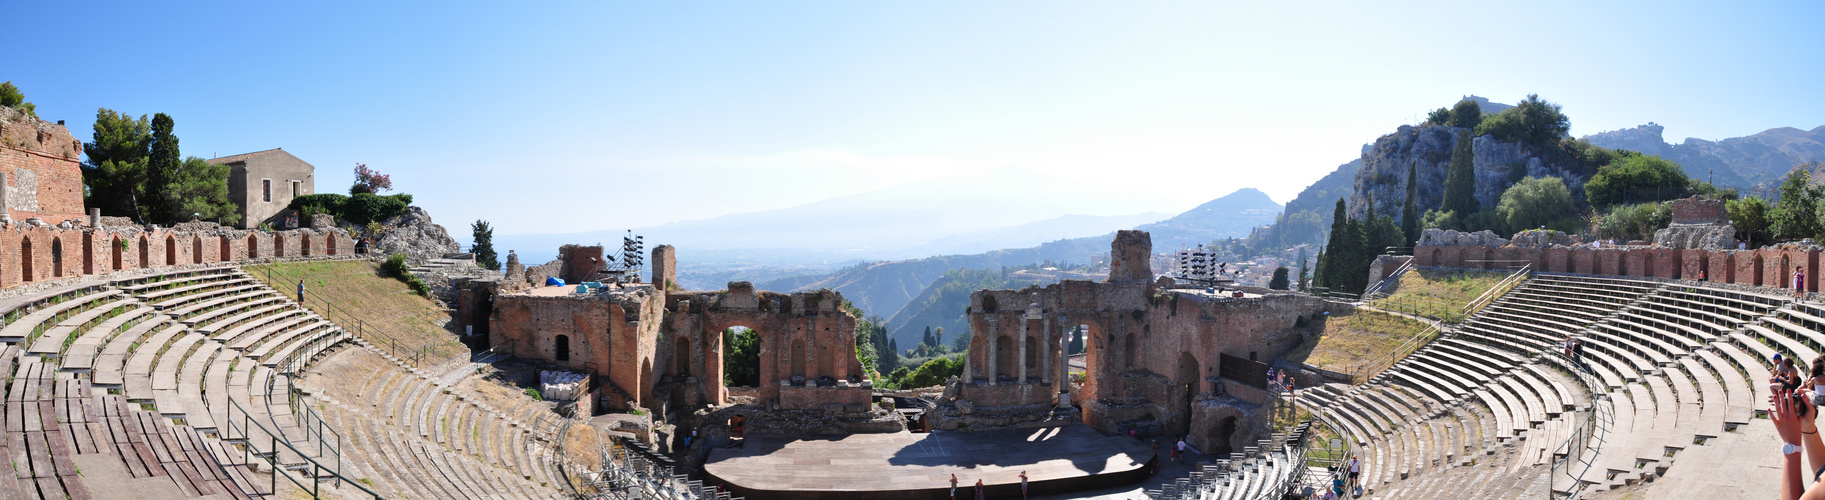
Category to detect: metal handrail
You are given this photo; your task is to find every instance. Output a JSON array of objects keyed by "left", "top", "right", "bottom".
[
  {"left": 1361, "top": 259, "right": 1416, "bottom": 300},
  {"left": 1548, "top": 351, "right": 1609, "bottom": 499},
  {"left": 1461, "top": 263, "right": 1533, "bottom": 317},
  {"left": 1356, "top": 321, "right": 1441, "bottom": 382},
  {"left": 223, "top": 394, "right": 383, "bottom": 499}
]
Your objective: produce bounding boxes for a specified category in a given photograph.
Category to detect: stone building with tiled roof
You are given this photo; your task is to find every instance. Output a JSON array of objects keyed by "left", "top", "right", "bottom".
[{"left": 205, "top": 148, "right": 315, "bottom": 229}]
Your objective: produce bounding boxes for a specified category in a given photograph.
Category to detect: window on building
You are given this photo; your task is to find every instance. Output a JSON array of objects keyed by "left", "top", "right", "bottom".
[{"left": 262, "top": 179, "right": 272, "bottom": 203}]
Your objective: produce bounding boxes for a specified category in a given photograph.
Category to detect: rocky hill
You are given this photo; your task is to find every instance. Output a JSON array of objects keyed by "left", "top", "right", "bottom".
[
  {"left": 1350, "top": 124, "right": 1593, "bottom": 221},
  {"left": 1582, "top": 123, "right": 1825, "bottom": 189}
]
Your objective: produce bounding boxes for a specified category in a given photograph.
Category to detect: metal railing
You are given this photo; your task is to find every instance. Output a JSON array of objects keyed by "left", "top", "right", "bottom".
[
  {"left": 222, "top": 394, "right": 381, "bottom": 499},
  {"left": 1461, "top": 263, "right": 1533, "bottom": 318},
  {"left": 581, "top": 436, "right": 728, "bottom": 500},
  {"left": 253, "top": 262, "right": 441, "bottom": 367},
  {"left": 1548, "top": 351, "right": 1610, "bottom": 499},
  {"left": 1150, "top": 423, "right": 1315, "bottom": 500},
  {"left": 1361, "top": 259, "right": 1416, "bottom": 300},
  {"left": 1355, "top": 321, "right": 1442, "bottom": 383}
]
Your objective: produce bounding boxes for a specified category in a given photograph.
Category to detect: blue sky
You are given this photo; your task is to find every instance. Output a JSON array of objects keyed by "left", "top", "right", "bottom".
[{"left": 8, "top": 1, "right": 1823, "bottom": 238}]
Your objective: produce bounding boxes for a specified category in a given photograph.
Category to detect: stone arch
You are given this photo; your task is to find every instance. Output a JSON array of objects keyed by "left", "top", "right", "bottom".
[
  {"left": 1616, "top": 251, "right": 1628, "bottom": 277},
  {"left": 138, "top": 236, "right": 148, "bottom": 269},
  {"left": 1782, "top": 254, "right": 1793, "bottom": 289},
  {"left": 1210, "top": 416, "right": 1239, "bottom": 456},
  {"left": 21, "top": 237, "right": 34, "bottom": 282},
  {"left": 301, "top": 234, "right": 313, "bottom": 257},
  {"left": 219, "top": 237, "right": 231, "bottom": 263},
  {"left": 1174, "top": 352, "right": 1200, "bottom": 435},
  {"left": 1752, "top": 254, "right": 1765, "bottom": 286},
  {"left": 247, "top": 234, "right": 260, "bottom": 259},
  {"left": 995, "top": 334, "right": 1014, "bottom": 380},
  {"left": 192, "top": 236, "right": 202, "bottom": 264},
  {"left": 555, "top": 334, "right": 571, "bottom": 362},
  {"left": 1456, "top": 248, "right": 1468, "bottom": 268},
  {"left": 1123, "top": 332, "right": 1136, "bottom": 369},
  {"left": 327, "top": 234, "right": 339, "bottom": 256},
  {"left": 981, "top": 295, "right": 999, "bottom": 313},
  {"left": 1430, "top": 248, "right": 1442, "bottom": 267},
  {"left": 275, "top": 233, "right": 287, "bottom": 257},
  {"left": 165, "top": 235, "right": 177, "bottom": 266},
  {"left": 51, "top": 237, "right": 63, "bottom": 278},
  {"left": 82, "top": 234, "right": 94, "bottom": 275},
  {"left": 675, "top": 336, "right": 691, "bottom": 376},
  {"left": 110, "top": 236, "right": 122, "bottom": 271}
]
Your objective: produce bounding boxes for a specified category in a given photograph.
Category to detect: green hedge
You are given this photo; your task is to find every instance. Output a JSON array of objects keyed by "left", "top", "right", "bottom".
[{"left": 289, "top": 193, "right": 414, "bottom": 225}]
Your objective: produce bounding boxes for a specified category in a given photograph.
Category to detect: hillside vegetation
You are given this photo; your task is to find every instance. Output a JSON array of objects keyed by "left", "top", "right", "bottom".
[
  {"left": 1284, "top": 309, "right": 1432, "bottom": 381},
  {"left": 1368, "top": 269, "right": 1511, "bottom": 323},
  {"left": 246, "top": 260, "right": 466, "bottom": 366}
]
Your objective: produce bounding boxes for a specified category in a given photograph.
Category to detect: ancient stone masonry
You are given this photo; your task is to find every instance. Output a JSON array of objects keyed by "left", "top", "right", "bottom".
[
  {"left": 942, "top": 230, "right": 1328, "bottom": 456},
  {"left": 479, "top": 244, "right": 868, "bottom": 421},
  {"left": 0, "top": 106, "right": 85, "bottom": 224},
  {"left": 0, "top": 218, "right": 355, "bottom": 290},
  {"left": 1654, "top": 196, "right": 1737, "bottom": 250},
  {"left": 1416, "top": 209, "right": 1822, "bottom": 292}
]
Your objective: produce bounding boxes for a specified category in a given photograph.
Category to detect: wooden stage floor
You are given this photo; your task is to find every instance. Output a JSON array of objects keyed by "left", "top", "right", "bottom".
[{"left": 703, "top": 424, "right": 1155, "bottom": 499}]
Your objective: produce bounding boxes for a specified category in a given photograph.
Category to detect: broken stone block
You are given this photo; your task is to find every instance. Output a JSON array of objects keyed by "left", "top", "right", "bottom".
[{"left": 956, "top": 399, "right": 975, "bottom": 415}]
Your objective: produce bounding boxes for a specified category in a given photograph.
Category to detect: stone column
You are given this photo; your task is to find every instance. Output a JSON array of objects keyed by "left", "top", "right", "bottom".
[
  {"left": 90, "top": 208, "right": 101, "bottom": 228},
  {"left": 1057, "top": 314, "right": 1071, "bottom": 407},
  {"left": 987, "top": 317, "right": 999, "bottom": 386},
  {"left": 0, "top": 172, "right": 11, "bottom": 223},
  {"left": 1017, "top": 315, "right": 1028, "bottom": 385},
  {"left": 1041, "top": 313, "right": 1052, "bottom": 385}
]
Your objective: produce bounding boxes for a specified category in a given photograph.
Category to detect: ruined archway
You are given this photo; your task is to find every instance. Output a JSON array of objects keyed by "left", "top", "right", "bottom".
[
  {"left": 192, "top": 236, "right": 203, "bottom": 264},
  {"left": 82, "top": 234, "right": 94, "bottom": 275},
  {"left": 220, "top": 237, "right": 231, "bottom": 263},
  {"left": 1210, "top": 416, "right": 1238, "bottom": 456},
  {"left": 50, "top": 238, "right": 62, "bottom": 278},
  {"left": 1174, "top": 352, "right": 1200, "bottom": 435},
  {"left": 1753, "top": 254, "right": 1765, "bottom": 286},
  {"left": 1616, "top": 252, "right": 1628, "bottom": 276},
  {"left": 247, "top": 234, "right": 259, "bottom": 259},
  {"left": 721, "top": 326, "right": 760, "bottom": 388},
  {"left": 137, "top": 236, "right": 148, "bottom": 268},
  {"left": 21, "top": 237, "right": 34, "bottom": 282},
  {"left": 110, "top": 236, "right": 122, "bottom": 271},
  {"left": 165, "top": 235, "right": 177, "bottom": 266},
  {"left": 555, "top": 334, "right": 571, "bottom": 362},
  {"left": 674, "top": 337, "right": 692, "bottom": 376}
]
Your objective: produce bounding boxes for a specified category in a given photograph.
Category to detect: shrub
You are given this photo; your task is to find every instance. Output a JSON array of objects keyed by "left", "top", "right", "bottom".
[
  {"left": 287, "top": 192, "right": 412, "bottom": 225},
  {"left": 381, "top": 253, "right": 432, "bottom": 297},
  {"left": 1497, "top": 176, "right": 1579, "bottom": 233},
  {"left": 1584, "top": 154, "right": 1688, "bottom": 207}
]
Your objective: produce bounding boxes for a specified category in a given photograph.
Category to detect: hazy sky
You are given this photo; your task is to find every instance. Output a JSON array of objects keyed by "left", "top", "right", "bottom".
[{"left": 10, "top": 1, "right": 1823, "bottom": 237}]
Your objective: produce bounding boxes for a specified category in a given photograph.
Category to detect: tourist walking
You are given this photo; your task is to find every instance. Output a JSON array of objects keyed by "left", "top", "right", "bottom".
[
  {"left": 1347, "top": 455, "right": 1361, "bottom": 490},
  {"left": 1797, "top": 269, "right": 1808, "bottom": 301},
  {"left": 297, "top": 280, "right": 305, "bottom": 301},
  {"left": 975, "top": 479, "right": 985, "bottom": 500},
  {"left": 1174, "top": 437, "right": 1188, "bottom": 465},
  {"left": 1020, "top": 470, "right": 1029, "bottom": 498},
  {"left": 950, "top": 474, "right": 958, "bottom": 500}
]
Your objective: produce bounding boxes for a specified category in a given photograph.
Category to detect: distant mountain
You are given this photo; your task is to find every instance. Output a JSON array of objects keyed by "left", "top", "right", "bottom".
[
  {"left": 763, "top": 188, "right": 1280, "bottom": 320},
  {"left": 492, "top": 166, "right": 1163, "bottom": 265},
  {"left": 1133, "top": 188, "right": 1282, "bottom": 249},
  {"left": 909, "top": 212, "right": 1169, "bottom": 256},
  {"left": 1581, "top": 123, "right": 1825, "bottom": 189}
]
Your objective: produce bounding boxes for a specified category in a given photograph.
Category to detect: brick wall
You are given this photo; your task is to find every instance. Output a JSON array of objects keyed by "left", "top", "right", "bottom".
[
  {"left": 0, "top": 225, "right": 357, "bottom": 290},
  {"left": 0, "top": 110, "right": 85, "bottom": 224},
  {"left": 1415, "top": 243, "right": 1823, "bottom": 292}
]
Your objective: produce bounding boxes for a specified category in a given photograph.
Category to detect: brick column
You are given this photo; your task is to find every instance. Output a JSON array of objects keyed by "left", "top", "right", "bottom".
[
  {"left": 1041, "top": 313, "right": 1052, "bottom": 385},
  {"left": 1018, "top": 315, "right": 1028, "bottom": 384}
]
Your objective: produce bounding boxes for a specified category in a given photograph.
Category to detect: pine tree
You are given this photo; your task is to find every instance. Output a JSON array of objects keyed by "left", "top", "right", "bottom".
[
  {"left": 83, "top": 109, "right": 153, "bottom": 221},
  {"left": 1401, "top": 163, "right": 1420, "bottom": 245},
  {"left": 143, "top": 113, "right": 181, "bottom": 224},
  {"left": 1441, "top": 129, "right": 1479, "bottom": 217},
  {"left": 471, "top": 220, "right": 501, "bottom": 270}
]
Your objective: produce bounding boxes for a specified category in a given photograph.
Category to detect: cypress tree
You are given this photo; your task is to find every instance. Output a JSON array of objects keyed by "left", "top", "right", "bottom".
[
  {"left": 1441, "top": 129, "right": 1479, "bottom": 217},
  {"left": 471, "top": 220, "right": 501, "bottom": 270},
  {"left": 1401, "top": 163, "right": 1420, "bottom": 245},
  {"left": 144, "top": 113, "right": 181, "bottom": 223},
  {"left": 1321, "top": 199, "right": 1353, "bottom": 291}
]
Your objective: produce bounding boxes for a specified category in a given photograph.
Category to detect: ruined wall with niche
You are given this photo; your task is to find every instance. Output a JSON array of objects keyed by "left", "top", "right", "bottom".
[
  {"left": 0, "top": 222, "right": 354, "bottom": 289},
  {"left": 0, "top": 107, "right": 85, "bottom": 224},
  {"left": 483, "top": 245, "right": 862, "bottom": 417},
  {"left": 1416, "top": 243, "right": 1823, "bottom": 292},
  {"left": 948, "top": 230, "right": 1327, "bottom": 455}
]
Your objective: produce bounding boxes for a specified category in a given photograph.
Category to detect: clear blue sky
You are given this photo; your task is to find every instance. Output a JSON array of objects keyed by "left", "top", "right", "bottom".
[{"left": 9, "top": 1, "right": 1823, "bottom": 238}]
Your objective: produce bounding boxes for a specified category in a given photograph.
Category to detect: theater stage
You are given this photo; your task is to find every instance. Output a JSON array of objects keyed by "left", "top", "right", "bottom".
[{"left": 703, "top": 424, "right": 1157, "bottom": 500}]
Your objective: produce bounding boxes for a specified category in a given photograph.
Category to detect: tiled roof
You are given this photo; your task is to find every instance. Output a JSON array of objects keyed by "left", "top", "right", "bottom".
[{"left": 204, "top": 148, "right": 282, "bottom": 165}]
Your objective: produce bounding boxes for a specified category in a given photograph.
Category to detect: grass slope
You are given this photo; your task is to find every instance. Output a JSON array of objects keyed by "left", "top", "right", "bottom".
[
  {"left": 245, "top": 260, "right": 466, "bottom": 365},
  {"left": 1369, "top": 268, "right": 1511, "bottom": 322},
  {"left": 1284, "top": 309, "right": 1431, "bottom": 381}
]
